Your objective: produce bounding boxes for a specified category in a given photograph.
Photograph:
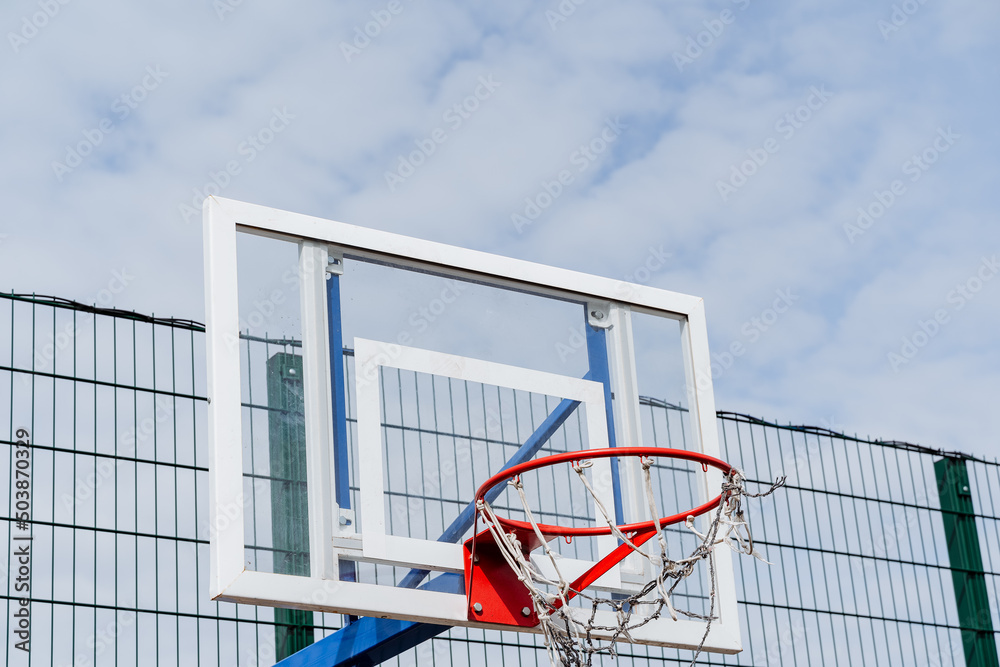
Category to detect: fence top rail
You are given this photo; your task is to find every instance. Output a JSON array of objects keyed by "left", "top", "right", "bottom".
[
  {"left": 1, "top": 292, "right": 204, "bottom": 332},
  {"left": 717, "top": 411, "right": 998, "bottom": 467}
]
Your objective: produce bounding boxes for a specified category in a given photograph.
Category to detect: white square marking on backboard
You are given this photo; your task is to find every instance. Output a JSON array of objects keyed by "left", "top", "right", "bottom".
[{"left": 353, "top": 337, "right": 620, "bottom": 583}]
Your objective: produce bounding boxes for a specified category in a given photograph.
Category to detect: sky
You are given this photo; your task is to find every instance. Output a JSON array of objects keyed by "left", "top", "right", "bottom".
[{"left": 1, "top": 0, "right": 998, "bottom": 458}]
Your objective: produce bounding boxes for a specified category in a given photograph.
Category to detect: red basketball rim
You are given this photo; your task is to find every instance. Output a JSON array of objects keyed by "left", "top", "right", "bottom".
[{"left": 474, "top": 446, "right": 734, "bottom": 538}]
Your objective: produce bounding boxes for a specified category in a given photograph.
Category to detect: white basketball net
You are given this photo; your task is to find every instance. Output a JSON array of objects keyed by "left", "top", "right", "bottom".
[{"left": 475, "top": 458, "right": 785, "bottom": 667}]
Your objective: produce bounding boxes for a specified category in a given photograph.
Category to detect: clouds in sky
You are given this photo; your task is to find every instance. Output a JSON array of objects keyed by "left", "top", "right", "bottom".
[{"left": 1, "top": 0, "right": 998, "bottom": 456}]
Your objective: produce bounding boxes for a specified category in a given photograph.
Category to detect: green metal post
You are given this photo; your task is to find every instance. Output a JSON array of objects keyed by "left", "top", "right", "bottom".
[
  {"left": 267, "top": 352, "right": 315, "bottom": 660},
  {"left": 935, "top": 456, "right": 999, "bottom": 667}
]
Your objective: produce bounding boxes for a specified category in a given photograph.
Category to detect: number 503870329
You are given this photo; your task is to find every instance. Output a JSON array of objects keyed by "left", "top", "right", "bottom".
[{"left": 13, "top": 428, "right": 31, "bottom": 523}]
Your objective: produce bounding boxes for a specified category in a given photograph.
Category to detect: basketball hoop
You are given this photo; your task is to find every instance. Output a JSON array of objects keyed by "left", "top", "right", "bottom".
[{"left": 463, "top": 447, "right": 784, "bottom": 666}]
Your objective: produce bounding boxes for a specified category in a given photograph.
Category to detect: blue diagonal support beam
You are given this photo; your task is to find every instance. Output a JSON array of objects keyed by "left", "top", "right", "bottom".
[
  {"left": 397, "top": 387, "right": 587, "bottom": 590},
  {"left": 276, "top": 574, "right": 463, "bottom": 667}
]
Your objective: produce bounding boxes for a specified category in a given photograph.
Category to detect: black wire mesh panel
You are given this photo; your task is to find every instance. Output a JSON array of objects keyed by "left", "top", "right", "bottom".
[{"left": 1, "top": 292, "right": 997, "bottom": 666}]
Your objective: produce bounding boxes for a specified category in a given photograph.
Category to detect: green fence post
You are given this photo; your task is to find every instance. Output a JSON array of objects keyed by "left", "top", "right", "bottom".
[
  {"left": 935, "top": 456, "right": 999, "bottom": 667},
  {"left": 268, "top": 352, "right": 315, "bottom": 660}
]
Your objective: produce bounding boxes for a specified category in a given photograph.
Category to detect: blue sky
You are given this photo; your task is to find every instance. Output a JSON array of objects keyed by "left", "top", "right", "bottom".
[{"left": 1, "top": 0, "right": 998, "bottom": 457}]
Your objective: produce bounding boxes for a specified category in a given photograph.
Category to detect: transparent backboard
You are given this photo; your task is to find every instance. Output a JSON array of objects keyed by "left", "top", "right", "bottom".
[{"left": 202, "top": 197, "right": 740, "bottom": 653}]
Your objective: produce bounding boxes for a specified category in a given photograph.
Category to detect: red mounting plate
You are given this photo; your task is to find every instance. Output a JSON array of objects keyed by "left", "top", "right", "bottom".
[
  {"left": 463, "top": 522, "right": 662, "bottom": 627},
  {"left": 463, "top": 525, "right": 552, "bottom": 627}
]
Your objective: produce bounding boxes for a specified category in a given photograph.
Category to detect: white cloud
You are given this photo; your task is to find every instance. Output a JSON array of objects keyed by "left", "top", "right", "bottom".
[{"left": 1, "top": 0, "right": 998, "bottom": 456}]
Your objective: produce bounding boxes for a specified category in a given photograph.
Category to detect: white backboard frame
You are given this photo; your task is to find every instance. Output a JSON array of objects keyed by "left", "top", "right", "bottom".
[{"left": 203, "top": 196, "right": 740, "bottom": 653}]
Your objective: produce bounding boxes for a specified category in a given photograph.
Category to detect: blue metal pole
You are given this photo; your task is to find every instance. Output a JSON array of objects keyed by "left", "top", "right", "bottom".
[
  {"left": 584, "top": 319, "right": 625, "bottom": 526},
  {"left": 326, "top": 269, "right": 355, "bottom": 585}
]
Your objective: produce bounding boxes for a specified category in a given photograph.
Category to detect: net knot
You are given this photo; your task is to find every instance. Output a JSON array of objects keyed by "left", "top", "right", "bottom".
[{"left": 505, "top": 530, "right": 522, "bottom": 552}]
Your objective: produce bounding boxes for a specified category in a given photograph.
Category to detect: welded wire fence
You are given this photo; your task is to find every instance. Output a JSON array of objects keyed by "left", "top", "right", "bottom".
[{"left": 1, "top": 292, "right": 997, "bottom": 666}]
